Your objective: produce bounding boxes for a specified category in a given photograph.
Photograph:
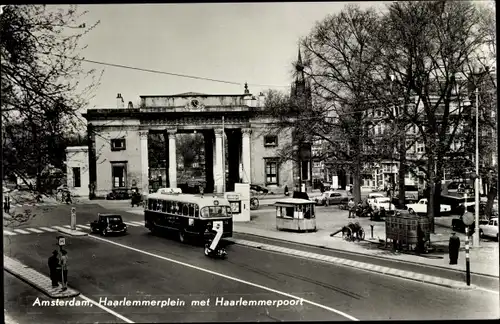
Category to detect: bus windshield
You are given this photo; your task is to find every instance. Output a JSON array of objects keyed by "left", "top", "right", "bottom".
[{"left": 200, "top": 206, "right": 231, "bottom": 218}]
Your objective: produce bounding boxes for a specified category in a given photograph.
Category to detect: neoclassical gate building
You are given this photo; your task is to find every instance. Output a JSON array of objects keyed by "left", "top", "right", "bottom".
[{"left": 82, "top": 85, "right": 311, "bottom": 198}]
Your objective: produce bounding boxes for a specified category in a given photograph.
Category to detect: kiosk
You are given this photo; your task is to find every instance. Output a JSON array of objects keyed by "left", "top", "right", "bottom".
[
  {"left": 225, "top": 192, "right": 242, "bottom": 215},
  {"left": 275, "top": 198, "right": 316, "bottom": 232}
]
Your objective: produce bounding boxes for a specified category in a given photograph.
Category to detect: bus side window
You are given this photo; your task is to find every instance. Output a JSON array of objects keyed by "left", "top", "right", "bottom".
[
  {"left": 182, "top": 204, "right": 189, "bottom": 216},
  {"left": 188, "top": 204, "right": 195, "bottom": 217},
  {"left": 151, "top": 199, "right": 157, "bottom": 211},
  {"left": 166, "top": 201, "right": 172, "bottom": 213},
  {"left": 148, "top": 199, "right": 153, "bottom": 210},
  {"left": 194, "top": 205, "right": 199, "bottom": 217},
  {"left": 161, "top": 201, "right": 167, "bottom": 212}
]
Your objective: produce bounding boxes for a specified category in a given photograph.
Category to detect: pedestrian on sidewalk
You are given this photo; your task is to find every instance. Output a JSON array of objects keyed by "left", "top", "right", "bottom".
[
  {"left": 65, "top": 191, "right": 72, "bottom": 205},
  {"left": 59, "top": 249, "right": 68, "bottom": 290},
  {"left": 4, "top": 192, "right": 10, "bottom": 213},
  {"left": 448, "top": 232, "right": 460, "bottom": 265},
  {"left": 348, "top": 198, "right": 355, "bottom": 218},
  {"left": 48, "top": 250, "right": 59, "bottom": 287}
]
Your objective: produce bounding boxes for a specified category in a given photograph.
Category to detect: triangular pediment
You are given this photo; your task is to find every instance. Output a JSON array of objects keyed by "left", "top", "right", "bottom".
[{"left": 175, "top": 92, "right": 206, "bottom": 96}]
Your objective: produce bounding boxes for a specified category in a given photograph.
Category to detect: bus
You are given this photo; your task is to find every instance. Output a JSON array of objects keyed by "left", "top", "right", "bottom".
[{"left": 144, "top": 190, "right": 233, "bottom": 243}]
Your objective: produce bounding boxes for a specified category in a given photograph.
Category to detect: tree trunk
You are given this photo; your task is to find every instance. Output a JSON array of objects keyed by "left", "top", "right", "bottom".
[
  {"left": 485, "top": 183, "right": 497, "bottom": 219},
  {"left": 398, "top": 136, "right": 407, "bottom": 208},
  {"left": 427, "top": 156, "right": 437, "bottom": 234},
  {"left": 353, "top": 152, "right": 362, "bottom": 203}
]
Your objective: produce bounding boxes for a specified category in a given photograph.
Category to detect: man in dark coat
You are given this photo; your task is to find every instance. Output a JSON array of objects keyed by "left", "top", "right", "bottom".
[
  {"left": 448, "top": 232, "right": 460, "bottom": 265},
  {"left": 48, "top": 250, "right": 59, "bottom": 287}
]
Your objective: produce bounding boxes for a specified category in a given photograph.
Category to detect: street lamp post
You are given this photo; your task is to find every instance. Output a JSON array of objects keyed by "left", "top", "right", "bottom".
[{"left": 473, "top": 87, "right": 480, "bottom": 247}]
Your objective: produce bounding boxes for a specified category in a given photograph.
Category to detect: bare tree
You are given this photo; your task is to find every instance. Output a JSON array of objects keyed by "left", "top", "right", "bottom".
[
  {"left": 1, "top": 5, "right": 102, "bottom": 194},
  {"left": 373, "top": 0, "right": 493, "bottom": 231},
  {"left": 265, "top": 4, "right": 383, "bottom": 203}
]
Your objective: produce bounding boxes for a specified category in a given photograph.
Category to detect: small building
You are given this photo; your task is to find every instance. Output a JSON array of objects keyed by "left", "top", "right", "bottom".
[{"left": 65, "top": 146, "right": 89, "bottom": 197}]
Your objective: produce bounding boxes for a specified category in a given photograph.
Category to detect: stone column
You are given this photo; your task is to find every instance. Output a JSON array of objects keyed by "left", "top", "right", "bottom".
[
  {"left": 214, "top": 128, "right": 224, "bottom": 193},
  {"left": 241, "top": 128, "right": 252, "bottom": 184},
  {"left": 203, "top": 131, "right": 214, "bottom": 193},
  {"left": 167, "top": 128, "right": 177, "bottom": 188},
  {"left": 139, "top": 130, "right": 149, "bottom": 196}
]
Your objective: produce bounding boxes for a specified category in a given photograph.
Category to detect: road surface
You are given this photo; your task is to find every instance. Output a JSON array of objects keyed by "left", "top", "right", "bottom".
[{"left": 4, "top": 204, "right": 498, "bottom": 323}]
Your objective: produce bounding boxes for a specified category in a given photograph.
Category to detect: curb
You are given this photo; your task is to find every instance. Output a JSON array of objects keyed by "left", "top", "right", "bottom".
[
  {"left": 227, "top": 238, "right": 474, "bottom": 290},
  {"left": 4, "top": 255, "right": 80, "bottom": 298},
  {"left": 233, "top": 229, "right": 498, "bottom": 278},
  {"left": 56, "top": 227, "right": 88, "bottom": 236}
]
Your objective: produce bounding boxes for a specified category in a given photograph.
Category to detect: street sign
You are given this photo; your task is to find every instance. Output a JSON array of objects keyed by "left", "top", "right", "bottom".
[
  {"left": 463, "top": 211, "right": 475, "bottom": 226},
  {"left": 58, "top": 237, "right": 66, "bottom": 246}
]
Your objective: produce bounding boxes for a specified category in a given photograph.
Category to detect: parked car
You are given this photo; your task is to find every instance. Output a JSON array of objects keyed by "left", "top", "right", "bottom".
[
  {"left": 250, "top": 184, "right": 269, "bottom": 194},
  {"left": 313, "top": 190, "right": 349, "bottom": 206},
  {"left": 458, "top": 200, "right": 499, "bottom": 217},
  {"left": 367, "top": 193, "right": 386, "bottom": 206},
  {"left": 371, "top": 197, "right": 396, "bottom": 211},
  {"left": 479, "top": 217, "right": 498, "bottom": 241},
  {"left": 451, "top": 215, "right": 489, "bottom": 234},
  {"left": 405, "top": 198, "right": 451, "bottom": 215},
  {"left": 90, "top": 214, "right": 127, "bottom": 236},
  {"left": 106, "top": 189, "right": 130, "bottom": 200}
]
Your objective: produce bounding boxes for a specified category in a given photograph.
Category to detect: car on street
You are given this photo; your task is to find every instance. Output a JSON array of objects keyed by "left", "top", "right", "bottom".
[
  {"left": 405, "top": 198, "right": 451, "bottom": 215},
  {"left": 90, "top": 213, "right": 127, "bottom": 236},
  {"left": 367, "top": 193, "right": 386, "bottom": 205},
  {"left": 370, "top": 197, "right": 396, "bottom": 211},
  {"left": 479, "top": 217, "right": 498, "bottom": 241},
  {"left": 313, "top": 190, "right": 349, "bottom": 206}
]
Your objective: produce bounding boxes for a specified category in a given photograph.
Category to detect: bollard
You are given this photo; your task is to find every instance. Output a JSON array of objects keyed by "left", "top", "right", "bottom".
[
  {"left": 370, "top": 225, "right": 374, "bottom": 239},
  {"left": 70, "top": 207, "right": 76, "bottom": 230},
  {"left": 465, "top": 227, "right": 471, "bottom": 286}
]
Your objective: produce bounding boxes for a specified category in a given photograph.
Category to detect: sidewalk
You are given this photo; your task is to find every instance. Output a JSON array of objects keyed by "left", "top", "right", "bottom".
[{"left": 235, "top": 208, "right": 499, "bottom": 277}]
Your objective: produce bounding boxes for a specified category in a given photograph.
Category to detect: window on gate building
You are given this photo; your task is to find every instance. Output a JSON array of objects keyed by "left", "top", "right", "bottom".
[
  {"left": 111, "top": 162, "right": 127, "bottom": 188},
  {"left": 265, "top": 160, "right": 279, "bottom": 185},
  {"left": 111, "top": 138, "right": 126, "bottom": 151},
  {"left": 264, "top": 135, "right": 278, "bottom": 147},
  {"left": 72, "top": 167, "right": 81, "bottom": 188}
]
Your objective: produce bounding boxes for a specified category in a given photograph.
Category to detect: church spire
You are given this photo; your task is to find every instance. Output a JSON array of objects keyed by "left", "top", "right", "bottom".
[{"left": 293, "top": 45, "right": 306, "bottom": 96}]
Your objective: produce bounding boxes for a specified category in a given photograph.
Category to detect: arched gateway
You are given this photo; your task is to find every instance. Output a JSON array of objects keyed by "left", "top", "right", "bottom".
[{"left": 82, "top": 85, "right": 302, "bottom": 199}]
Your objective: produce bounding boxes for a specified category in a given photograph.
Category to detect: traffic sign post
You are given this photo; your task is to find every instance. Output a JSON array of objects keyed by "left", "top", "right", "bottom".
[
  {"left": 462, "top": 194, "right": 472, "bottom": 286},
  {"left": 57, "top": 236, "right": 66, "bottom": 248},
  {"left": 70, "top": 207, "right": 76, "bottom": 230}
]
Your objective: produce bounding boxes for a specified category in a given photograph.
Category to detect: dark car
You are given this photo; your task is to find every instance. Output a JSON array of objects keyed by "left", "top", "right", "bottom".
[
  {"left": 91, "top": 214, "right": 127, "bottom": 236},
  {"left": 106, "top": 189, "right": 130, "bottom": 200},
  {"left": 250, "top": 184, "right": 269, "bottom": 194},
  {"left": 451, "top": 215, "right": 489, "bottom": 234}
]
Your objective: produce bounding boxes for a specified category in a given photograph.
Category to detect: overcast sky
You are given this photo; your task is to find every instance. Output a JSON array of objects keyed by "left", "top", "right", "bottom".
[{"left": 74, "top": 2, "right": 388, "bottom": 109}]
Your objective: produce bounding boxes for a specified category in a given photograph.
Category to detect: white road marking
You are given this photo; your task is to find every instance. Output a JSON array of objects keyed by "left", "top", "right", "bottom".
[
  {"left": 129, "top": 221, "right": 144, "bottom": 226},
  {"left": 39, "top": 227, "right": 57, "bottom": 232},
  {"left": 3, "top": 230, "right": 17, "bottom": 236},
  {"left": 25, "top": 228, "right": 44, "bottom": 233},
  {"left": 78, "top": 294, "right": 134, "bottom": 323},
  {"left": 63, "top": 225, "right": 72, "bottom": 228},
  {"left": 89, "top": 234, "right": 359, "bottom": 321},
  {"left": 52, "top": 226, "right": 68, "bottom": 231},
  {"left": 13, "top": 229, "right": 30, "bottom": 234},
  {"left": 76, "top": 224, "right": 91, "bottom": 230},
  {"left": 123, "top": 221, "right": 140, "bottom": 227}
]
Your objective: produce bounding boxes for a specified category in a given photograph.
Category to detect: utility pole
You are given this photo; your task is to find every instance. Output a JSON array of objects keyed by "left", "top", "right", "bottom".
[
  {"left": 222, "top": 116, "right": 226, "bottom": 193},
  {"left": 473, "top": 87, "right": 480, "bottom": 247}
]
